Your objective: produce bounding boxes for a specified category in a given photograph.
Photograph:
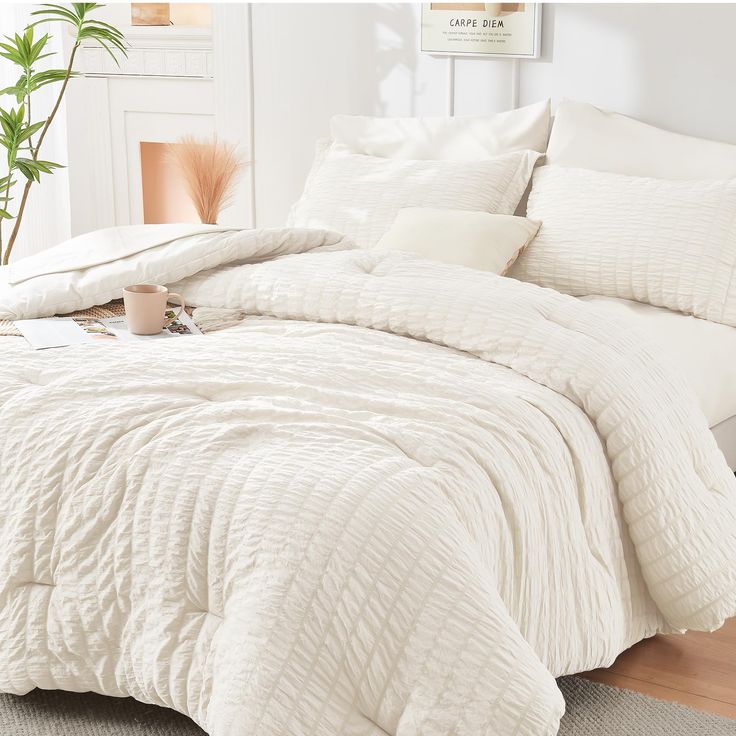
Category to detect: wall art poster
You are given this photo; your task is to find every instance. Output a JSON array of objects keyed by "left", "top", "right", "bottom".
[{"left": 421, "top": 3, "right": 541, "bottom": 58}]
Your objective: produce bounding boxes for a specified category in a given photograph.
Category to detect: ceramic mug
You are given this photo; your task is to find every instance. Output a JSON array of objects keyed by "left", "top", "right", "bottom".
[{"left": 122, "top": 284, "right": 185, "bottom": 335}]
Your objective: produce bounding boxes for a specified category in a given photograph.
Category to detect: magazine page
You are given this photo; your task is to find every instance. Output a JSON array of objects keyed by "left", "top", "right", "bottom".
[
  {"left": 15, "top": 310, "right": 202, "bottom": 350},
  {"left": 102, "top": 310, "right": 202, "bottom": 340},
  {"left": 14, "top": 318, "right": 90, "bottom": 350}
]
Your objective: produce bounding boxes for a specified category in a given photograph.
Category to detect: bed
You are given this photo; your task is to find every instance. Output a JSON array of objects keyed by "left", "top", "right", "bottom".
[
  {"left": 1, "top": 100, "right": 735, "bottom": 736},
  {"left": 1, "top": 225, "right": 735, "bottom": 736}
]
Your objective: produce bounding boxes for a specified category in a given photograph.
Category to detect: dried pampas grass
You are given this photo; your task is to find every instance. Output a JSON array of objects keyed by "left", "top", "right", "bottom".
[{"left": 167, "top": 135, "right": 245, "bottom": 224}]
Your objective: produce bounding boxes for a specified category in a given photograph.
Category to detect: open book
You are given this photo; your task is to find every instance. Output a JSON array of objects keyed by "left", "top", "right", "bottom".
[{"left": 15, "top": 310, "right": 202, "bottom": 350}]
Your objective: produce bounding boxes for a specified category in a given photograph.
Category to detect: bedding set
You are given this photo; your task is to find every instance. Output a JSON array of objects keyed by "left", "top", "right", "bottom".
[{"left": 0, "top": 99, "right": 735, "bottom": 736}]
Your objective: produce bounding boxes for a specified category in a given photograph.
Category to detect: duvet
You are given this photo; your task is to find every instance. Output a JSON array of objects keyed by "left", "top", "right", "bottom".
[{"left": 1, "top": 227, "right": 735, "bottom": 736}]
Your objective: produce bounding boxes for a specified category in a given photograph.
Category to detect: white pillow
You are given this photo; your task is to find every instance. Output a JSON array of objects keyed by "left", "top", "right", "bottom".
[
  {"left": 288, "top": 149, "right": 541, "bottom": 248},
  {"left": 512, "top": 166, "right": 736, "bottom": 327},
  {"left": 375, "top": 208, "right": 540, "bottom": 275},
  {"left": 330, "top": 100, "right": 551, "bottom": 160},
  {"left": 547, "top": 100, "right": 736, "bottom": 179}
]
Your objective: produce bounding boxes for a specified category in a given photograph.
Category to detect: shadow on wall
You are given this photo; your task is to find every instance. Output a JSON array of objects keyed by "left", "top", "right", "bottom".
[
  {"left": 356, "top": 3, "right": 420, "bottom": 116},
  {"left": 527, "top": 3, "right": 736, "bottom": 145},
  {"left": 251, "top": 2, "right": 448, "bottom": 227}
]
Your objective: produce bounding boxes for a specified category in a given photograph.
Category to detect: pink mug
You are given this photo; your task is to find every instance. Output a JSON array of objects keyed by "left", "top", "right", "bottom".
[{"left": 122, "top": 284, "right": 185, "bottom": 335}]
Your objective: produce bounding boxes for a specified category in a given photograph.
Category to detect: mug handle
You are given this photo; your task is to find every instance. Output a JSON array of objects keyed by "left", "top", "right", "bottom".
[{"left": 163, "top": 293, "right": 185, "bottom": 328}]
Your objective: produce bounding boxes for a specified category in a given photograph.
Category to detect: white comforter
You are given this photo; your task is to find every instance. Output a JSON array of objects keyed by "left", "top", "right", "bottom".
[{"left": 1, "top": 227, "right": 735, "bottom": 736}]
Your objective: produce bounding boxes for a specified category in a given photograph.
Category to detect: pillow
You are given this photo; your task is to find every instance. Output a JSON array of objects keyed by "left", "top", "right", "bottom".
[
  {"left": 547, "top": 100, "right": 736, "bottom": 179},
  {"left": 512, "top": 166, "right": 736, "bottom": 327},
  {"left": 288, "top": 149, "right": 541, "bottom": 248},
  {"left": 375, "top": 208, "right": 540, "bottom": 275},
  {"left": 330, "top": 99, "right": 551, "bottom": 160}
]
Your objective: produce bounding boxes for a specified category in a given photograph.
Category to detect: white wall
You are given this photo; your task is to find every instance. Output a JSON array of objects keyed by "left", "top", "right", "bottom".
[
  {"left": 519, "top": 3, "right": 736, "bottom": 142},
  {"left": 251, "top": 3, "right": 449, "bottom": 226},
  {"left": 251, "top": 2, "right": 736, "bottom": 226}
]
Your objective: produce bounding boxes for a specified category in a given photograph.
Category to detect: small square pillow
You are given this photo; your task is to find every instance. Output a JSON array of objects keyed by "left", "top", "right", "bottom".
[
  {"left": 287, "top": 148, "right": 541, "bottom": 248},
  {"left": 375, "top": 208, "right": 540, "bottom": 275}
]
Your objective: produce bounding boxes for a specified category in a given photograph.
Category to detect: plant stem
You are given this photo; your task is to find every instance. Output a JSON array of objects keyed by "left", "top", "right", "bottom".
[
  {"left": 2, "top": 42, "right": 78, "bottom": 265},
  {"left": 27, "top": 92, "right": 35, "bottom": 155},
  {"left": 0, "top": 174, "right": 13, "bottom": 256}
]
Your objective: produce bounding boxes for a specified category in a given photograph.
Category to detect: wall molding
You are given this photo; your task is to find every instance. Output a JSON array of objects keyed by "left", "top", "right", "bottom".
[
  {"left": 80, "top": 25, "right": 213, "bottom": 79},
  {"left": 81, "top": 46, "right": 213, "bottom": 79}
]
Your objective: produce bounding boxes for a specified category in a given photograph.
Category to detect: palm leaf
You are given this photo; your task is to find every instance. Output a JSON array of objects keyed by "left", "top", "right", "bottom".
[
  {"left": 30, "top": 69, "right": 77, "bottom": 90},
  {"left": 30, "top": 3, "right": 128, "bottom": 65},
  {"left": 30, "top": 5, "right": 82, "bottom": 26}
]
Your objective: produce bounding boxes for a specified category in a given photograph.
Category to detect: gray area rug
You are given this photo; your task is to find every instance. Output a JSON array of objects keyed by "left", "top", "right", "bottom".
[
  {"left": 0, "top": 676, "right": 734, "bottom": 734},
  {"left": 557, "top": 676, "right": 736, "bottom": 734}
]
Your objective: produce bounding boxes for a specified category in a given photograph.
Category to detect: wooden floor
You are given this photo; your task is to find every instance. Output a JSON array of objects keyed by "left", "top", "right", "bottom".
[{"left": 584, "top": 617, "right": 736, "bottom": 720}]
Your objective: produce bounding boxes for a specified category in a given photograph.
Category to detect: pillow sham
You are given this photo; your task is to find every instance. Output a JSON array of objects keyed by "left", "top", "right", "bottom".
[
  {"left": 547, "top": 100, "right": 736, "bottom": 179},
  {"left": 330, "top": 99, "right": 551, "bottom": 160},
  {"left": 375, "top": 208, "right": 540, "bottom": 275},
  {"left": 288, "top": 149, "right": 541, "bottom": 248},
  {"left": 512, "top": 165, "right": 736, "bottom": 327}
]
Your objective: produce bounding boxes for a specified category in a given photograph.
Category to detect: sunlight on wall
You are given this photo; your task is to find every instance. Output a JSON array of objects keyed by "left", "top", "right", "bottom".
[
  {"left": 372, "top": 4, "right": 421, "bottom": 117},
  {"left": 521, "top": 5, "right": 637, "bottom": 115}
]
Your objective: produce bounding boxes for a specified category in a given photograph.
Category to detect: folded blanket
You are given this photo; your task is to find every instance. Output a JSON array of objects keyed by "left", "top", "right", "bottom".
[
  {"left": 0, "top": 225, "right": 351, "bottom": 320},
  {"left": 6, "top": 224, "right": 236, "bottom": 286},
  {"left": 1, "top": 227, "right": 734, "bottom": 736}
]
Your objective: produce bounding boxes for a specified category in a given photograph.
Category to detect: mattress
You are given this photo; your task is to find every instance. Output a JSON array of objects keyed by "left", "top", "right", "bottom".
[{"left": 580, "top": 295, "right": 736, "bottom": 469}]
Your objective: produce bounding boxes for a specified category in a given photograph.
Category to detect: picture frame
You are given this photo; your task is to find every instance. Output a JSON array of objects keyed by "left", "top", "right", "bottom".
[{"left": 421, "top": 3, "right": 542, "bottom": 59}]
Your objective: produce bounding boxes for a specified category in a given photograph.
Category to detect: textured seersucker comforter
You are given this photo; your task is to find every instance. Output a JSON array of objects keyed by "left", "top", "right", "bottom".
[{"left": 1, "top": 228, "right": 735, "bottom": 736}]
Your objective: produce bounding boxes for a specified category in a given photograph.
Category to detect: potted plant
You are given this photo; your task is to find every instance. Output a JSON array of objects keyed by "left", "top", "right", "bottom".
[{"left": 0, "top": 3, "right": 127, "bottom": 265}]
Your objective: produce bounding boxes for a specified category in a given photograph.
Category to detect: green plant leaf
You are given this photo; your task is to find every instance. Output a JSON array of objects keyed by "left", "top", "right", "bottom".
[
  {"left": 31, "top": 4, "right": 128, "bottom": 65},
  {"left": 31, "top": 69, "right": 76, "bottom": 87},
  {"left": 1, "top": 68, "right": 74, "bottom": 101},
  {"left": 15, "top": 156, "right": 63, "bottom": 172},
  {"left": 17, "top": 120, "right": 46, "bottom": 144},
  {"left": 2, "top": 70, "right": 28, "bottom": 102},
  {"left": 14, "top": 156, "right": 63, "bottom": 182},
  {"left": 0, "top": 85, "right": 23, "bottom": 100},
  {"left": 0, "top": 46, "right": 24, "bottom": 66},
  {"left": 0, "top": 27, "right": 52, "bottom": 69},
  {"left": 33, "top": 158, "right": 62, "bottom": 173},
  {"left": 0, "top": 106, "right": 25, "bottom": 143},
  {"left": 15, "top": 161, "right": 35, "bottom": 181},
  {"left": 30, "top": 5, "right": 82, "bottom": 26}
]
